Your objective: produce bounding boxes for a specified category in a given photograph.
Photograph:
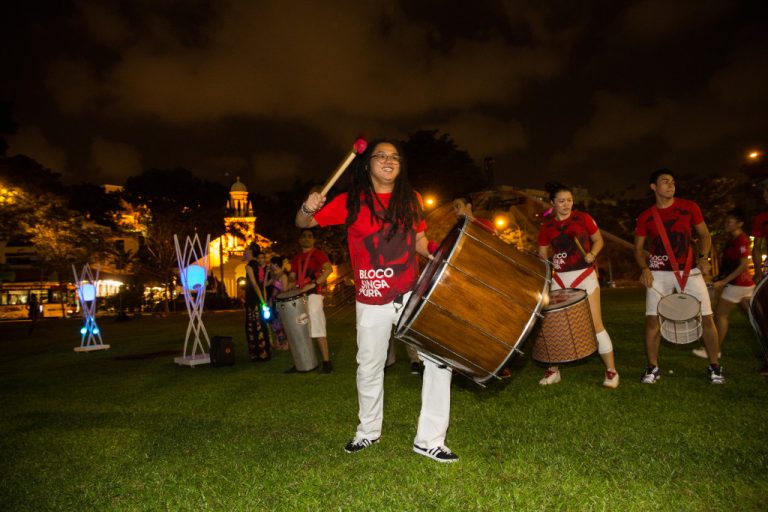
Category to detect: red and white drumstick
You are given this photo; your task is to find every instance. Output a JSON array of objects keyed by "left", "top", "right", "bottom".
[{"left": 320, "top": 138, "right": 368, "bottom": 197}]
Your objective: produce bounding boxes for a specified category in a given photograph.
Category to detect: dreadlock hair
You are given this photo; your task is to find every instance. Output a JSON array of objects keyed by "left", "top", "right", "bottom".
[{"left": 344, "top": 138, "right": 423, "bottom": 241}]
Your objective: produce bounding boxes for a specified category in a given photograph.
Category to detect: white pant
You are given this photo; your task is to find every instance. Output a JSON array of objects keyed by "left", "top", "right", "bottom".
[
  {"left": 720, "top": 284, "right": 754, "bottom": 303},
  {"left": 646, "top": 269, "right": 712, "bottom": 316},
  {"left": 354, "top": 293, "right": 452, "bottom": 449},
  {"left": 307, "top": 294, "right": 326, "bottom": 337}
]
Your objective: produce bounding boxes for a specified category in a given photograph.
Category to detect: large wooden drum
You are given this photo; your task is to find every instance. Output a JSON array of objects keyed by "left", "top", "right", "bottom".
[
  {"left": 749, "top": 274, "right": 768, "bottom": 359},
  {"left": 395, "top": 217, "right": 550, "bottom": 384}
]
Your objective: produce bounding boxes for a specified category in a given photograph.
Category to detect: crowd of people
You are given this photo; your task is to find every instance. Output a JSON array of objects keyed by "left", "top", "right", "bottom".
[{"left": 238, "top": 137, "right": 768, "bottom": 464}]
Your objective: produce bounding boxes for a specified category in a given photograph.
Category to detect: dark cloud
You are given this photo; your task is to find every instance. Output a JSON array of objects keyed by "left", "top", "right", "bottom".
[{"left": 2, "top": 0, "right": 766, "bottom": 195}]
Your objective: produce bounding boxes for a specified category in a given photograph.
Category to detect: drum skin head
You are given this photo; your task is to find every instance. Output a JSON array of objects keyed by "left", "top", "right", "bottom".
[
  {"left": 276, "top": 283, "right": 316, "bottom": 301},
  {"left": 657, "top": 293, "right": 701, "bottom": 320},
  {"left": 544, "top": 288, "right": 587, "bottom": 311}
]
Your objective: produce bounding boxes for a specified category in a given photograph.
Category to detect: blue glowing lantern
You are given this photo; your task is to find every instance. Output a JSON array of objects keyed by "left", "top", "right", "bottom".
[
  {"left": 261, "top": 304, "right": 271, "bottom": 320},
  {"left": 81, "top": 283, "right": 96, "bottom": 302},
  {"left": 183, "top": 264, "right": 206, "bottom": 291}
]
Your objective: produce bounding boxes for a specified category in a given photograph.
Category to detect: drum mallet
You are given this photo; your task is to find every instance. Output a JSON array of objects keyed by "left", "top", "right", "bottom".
[
  {"left": 573, "top": 237, "right": 588, "bottom": 258},
  {"left": 320, "top": 138, "right": 368, "bottom": 196}
]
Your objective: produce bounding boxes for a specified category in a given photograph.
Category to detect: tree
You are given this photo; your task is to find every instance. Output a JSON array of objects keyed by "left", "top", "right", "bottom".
[
  {"left": 123, "top": 168, "right": 229, "bottom": 312},
  {"left": 66, "top": 182, "right": 122, "bottom": 228},
  {"left": 23, "top": 198, "right": 112, "bottom": 316},
  {"left": 402, "top": 130, "right": 489, "bottom": 201}
]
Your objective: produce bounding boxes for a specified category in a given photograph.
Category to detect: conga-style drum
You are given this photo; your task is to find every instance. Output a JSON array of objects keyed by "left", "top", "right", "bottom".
[
  {"left": 275, "top": 284, "right": 319, "bottom": 372},
  {"left": 657, "top": 293, "right": 702, "bottom": 344},
  {"left": 532, "top": 288, "right": 597, "bottom": 364},
  {"left": 395, "top": 216, "right": 551, "bottom": 384},
  {"left": 749, "top": 274, "right": 768, "bottom": 357}
]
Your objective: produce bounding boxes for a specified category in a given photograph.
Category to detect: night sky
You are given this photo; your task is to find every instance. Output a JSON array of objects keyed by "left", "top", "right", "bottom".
[{"left": 2, "top": 0, "right": 766, "bottom": 195}]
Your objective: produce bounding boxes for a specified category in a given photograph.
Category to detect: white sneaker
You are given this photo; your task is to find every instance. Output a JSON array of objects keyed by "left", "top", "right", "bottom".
[
  {"left": 641, "top": 365, "right": 660, "bottom": 384},
  {"left": 708, "top": 364, "right": 726, "bottom": 384},
  {"left": 692, "top": 347, "right": 721, "bottom": 359},
  {"left": 413, "top": 444, "right": 459, "bottom": 463},
  {"left": 603, "top": 370, "right": 620, "bottom": 389},
  {"left": 539, "top": 369, "right": 561, "bottom": 385}
]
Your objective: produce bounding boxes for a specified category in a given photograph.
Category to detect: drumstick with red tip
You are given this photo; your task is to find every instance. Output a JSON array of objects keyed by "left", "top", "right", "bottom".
[{"left": 320, "top": 138, "right": 368, "bottom": 197}]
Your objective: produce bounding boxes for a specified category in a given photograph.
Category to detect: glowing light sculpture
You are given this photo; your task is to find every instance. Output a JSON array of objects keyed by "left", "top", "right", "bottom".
[
  {"left": 173, "top": 233, "right": 212, "bottom": 366},
  {"left": 73, "top": 263, "right": 110, "bottom": 352}
]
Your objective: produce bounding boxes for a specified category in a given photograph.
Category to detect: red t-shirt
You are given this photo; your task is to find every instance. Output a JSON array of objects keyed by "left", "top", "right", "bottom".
[
  {"left": 537, "top": 211, "right": 598, "bottom": 272},
  {"left": 313, "top": 192, "right": 427, "bottom": 305},
  {"left": 720, "top": 233, "right": 753, "bottom": 286},
  {"left": 635, "top": 198, "right": 704, "bottom": 271},
  {"left": 290, "top": 247, "right": 330, "bottom": 294},
  {"left": 752, "top": 210, "right": 768, "bottom": 241}
]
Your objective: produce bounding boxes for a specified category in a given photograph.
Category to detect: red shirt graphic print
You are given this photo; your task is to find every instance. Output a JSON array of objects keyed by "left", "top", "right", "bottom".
[
  {"left": 720, "top": 233, "right": 753, "bottom": 287},
  {"left": 313, "top": 192, "right": 427, "bottom": 305},
  {"left": 537, "top": 211, "right": 598, "bottom": 272},
  {"left": 635, "top": 198, "right": 704, "bottom": 271}
]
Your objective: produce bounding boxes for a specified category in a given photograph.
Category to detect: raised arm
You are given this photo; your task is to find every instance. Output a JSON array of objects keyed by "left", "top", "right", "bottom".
[{"left": 295, "top": 192, "right": 325, "bottom": 228}]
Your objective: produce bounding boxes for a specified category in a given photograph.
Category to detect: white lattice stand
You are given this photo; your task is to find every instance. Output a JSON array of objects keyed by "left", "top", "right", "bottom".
[
  {"left": 73, "top": 264, "right": 110, "bottom": 352},
  {"left": 174, "top": 234, "right": 212, "bottom": 366}
]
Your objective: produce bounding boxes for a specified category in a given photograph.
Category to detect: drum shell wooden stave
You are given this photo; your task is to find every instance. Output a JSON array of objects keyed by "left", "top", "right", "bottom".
[
  {"left": 749, "top": 274, "right": 768, "bottom": 353},
  {"left": 395, "top": 217, "right": 550, "bottom": 384},
  {"left": 531, "top": 288, "right": 597, "bottom": 364}
]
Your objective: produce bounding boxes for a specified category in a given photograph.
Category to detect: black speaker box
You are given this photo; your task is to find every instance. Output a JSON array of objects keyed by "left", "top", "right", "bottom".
[{"left": 210, "top": 336, "right": 235, "bottom": 366}]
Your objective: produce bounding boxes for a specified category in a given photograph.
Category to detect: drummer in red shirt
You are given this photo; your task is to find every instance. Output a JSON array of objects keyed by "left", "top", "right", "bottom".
[
  {"left": 536, "top": 182, "right": 619, "bottom": 388},
  {"left": 692, "top": 209, "right": 754, "bottom": 360},
  {"left": 296, "top": 138, "right": 458, "bottom": 463},
  {"left": 634, "top": 168, "right": 723, "bottom": 384},
  {"left": 288, "top": 229, "right": 334, "bottom": 373},
  {"left": 452, "top": 195, "right": 497, "bottom": 234}
]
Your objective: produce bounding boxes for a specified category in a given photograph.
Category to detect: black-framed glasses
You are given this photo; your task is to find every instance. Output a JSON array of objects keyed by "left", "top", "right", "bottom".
[{"left": 370, "top": 152, "right": 402, "bottom": 164}]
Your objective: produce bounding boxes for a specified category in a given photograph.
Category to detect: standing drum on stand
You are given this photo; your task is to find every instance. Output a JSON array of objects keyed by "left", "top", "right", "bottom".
[
  {"left": 532, "top": 288, "right": 597, "bottom": 364},
  {"left": 657, "top": 292, "right": 702, "bottom": 344},
  {"left": 275, "top": 284, "right": 319, "bottom": 372},
  {"left": 395, "top": 217, "right": 551, "bottom": 384}
]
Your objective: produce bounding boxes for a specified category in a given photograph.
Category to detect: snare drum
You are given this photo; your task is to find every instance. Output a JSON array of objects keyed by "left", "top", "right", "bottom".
[
  {"left": 275, "top": 284, "right": 319, "bottom": 371},
  {"left": 532, "top": 288, "right": 597, "bottom": 364},
  {"left": 657, "top": 293, "right": 702, "bottom": 344},
  {"left": 395, "top": 216, "right": 550, "bottom": 384}
]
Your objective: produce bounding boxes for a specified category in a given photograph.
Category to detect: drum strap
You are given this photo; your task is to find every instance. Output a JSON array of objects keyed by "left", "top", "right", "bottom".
[
  {"left": 651, "top": 207, "right": 693, "bottom": 292},
  {"left": 296, "top": 250, "right": 314, "bottom": 289},
  {"left": 553, "top": 266, "right": 594, "bottom": 289}
]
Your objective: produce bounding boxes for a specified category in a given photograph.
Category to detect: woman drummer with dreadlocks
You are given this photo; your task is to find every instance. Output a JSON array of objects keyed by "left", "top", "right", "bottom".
[{"left": 295, "top": 138, "right": 459, "bottom": 463}]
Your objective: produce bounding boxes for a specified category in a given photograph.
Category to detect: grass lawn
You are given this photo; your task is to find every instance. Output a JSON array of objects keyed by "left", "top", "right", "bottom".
[{"left": 1, "top": 288, "right": 767, "bottom": 511}]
